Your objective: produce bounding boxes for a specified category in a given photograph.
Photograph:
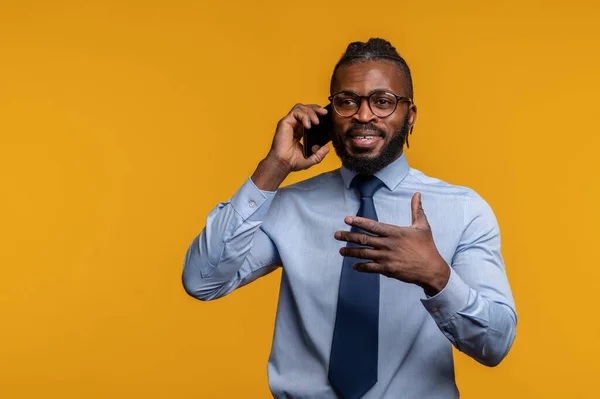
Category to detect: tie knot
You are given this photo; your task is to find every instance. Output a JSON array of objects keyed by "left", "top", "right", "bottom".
[{"left": 351, "top": 175, "right": 385, "bottom": 198}]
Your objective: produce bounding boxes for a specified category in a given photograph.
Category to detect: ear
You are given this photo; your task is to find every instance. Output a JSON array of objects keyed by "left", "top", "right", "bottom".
[
  {"left": 408, "top": 103, "right": 417, "bottom": 127},
  {"left": 406, "top": 104, "right": 417, "bottom": 148}
]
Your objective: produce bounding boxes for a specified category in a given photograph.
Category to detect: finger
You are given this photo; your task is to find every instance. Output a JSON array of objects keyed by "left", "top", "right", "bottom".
[
  {"left": 334, "top": 230, "right": 385, "bottom": 248},
  {"left": 302, "top": 113, "right": 312, "bottom": 129},
  {"left": 305, "top": 107, "right": 321, "bottom": 125},
  {"left": 297, "top": 105, "right": 324, "bottom": 126},
  {"left": 296, "top": 144, "right": 330, "bottom": 170},
  {"left": 411, "top": 192, "right": 429, "bottom": 228},
  {"left": 280, "top": 112, "right": 304, "bottom": 140},
  {"left": 292, "top": 122, "right": 304, "bottom": 140},
  {"left": 339, "top": 246, "right": 380, "bottom": 261},
  {"left": 306, "top": 145, "right": 329, "bottom": 166},
  {"left": 296, "top": 106, "right": 320, "bottom": 126},
  {"left": 289, "top": 114, "right": 312, "bottom": 140},
  {"left": 291, "top": 109, "right": 312, "bottom": 129},
  {"left": 411, "top": 192, "right": 421, "bottom": 225},
  {"left": 309, "top": 104, "right": 329, "bottom": 116},
  {"left": 352, "top": 262, "right": 385, "bottom": 274},
  {"left": 344, "top": 216, "right": 394, "bottom": 236}
]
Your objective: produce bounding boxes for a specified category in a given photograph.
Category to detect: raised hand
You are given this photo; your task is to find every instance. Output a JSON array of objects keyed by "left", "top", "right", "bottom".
[
  {"left": 334, "top": 192, "right": 450, "bottom": 295},
  {"left": 269, "top": 103, "right": 330, "bottom": 172},
  {"left": 252, "top": 104, "right": 330, "bottom": 191}
]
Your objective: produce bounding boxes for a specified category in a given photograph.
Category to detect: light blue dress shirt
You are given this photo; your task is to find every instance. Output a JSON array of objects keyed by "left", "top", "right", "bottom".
[{"left": 183, "top": 153, "right": 517, "bottom": 399}]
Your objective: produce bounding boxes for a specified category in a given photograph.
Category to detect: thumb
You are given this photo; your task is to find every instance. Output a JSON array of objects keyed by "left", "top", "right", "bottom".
[
  {"left": 307, "top": 145, "right": 330, "bottom": 167},
  {"left": 411, "top": 192, "right": 427, "bottom": 226},
  {"left": 296, "top": 145, "right": 330, "bottom": 171}
]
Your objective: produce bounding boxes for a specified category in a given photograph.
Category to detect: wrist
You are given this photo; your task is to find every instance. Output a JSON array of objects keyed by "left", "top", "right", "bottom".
[
  {"left": 421, "top": 257, "right": 451, "bottom": 296},
  {"left": 265, "top": 152, "right": 294, "bottom": 173},
  {"left": 251, "top": 155, "right": 292, "bottom": 191}
]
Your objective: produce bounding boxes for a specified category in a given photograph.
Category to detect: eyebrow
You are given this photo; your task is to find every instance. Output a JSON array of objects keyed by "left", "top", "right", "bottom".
[{"left": 337, "top": 88, "right": 395, "bottom": 96}]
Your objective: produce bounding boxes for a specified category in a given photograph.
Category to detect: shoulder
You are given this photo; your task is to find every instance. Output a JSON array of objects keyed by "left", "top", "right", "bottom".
[
  {"left": 263, "top": 169, "right": 344, "bottom": 227},
  {"left": 405, "top": 167, "right": 476, "bottom": 197},
  {"left": 277, "top": 168, "right": 344, "bottom": 196},
  {"left": 405, "top": 166, "right": 497, "bottom": 223}
]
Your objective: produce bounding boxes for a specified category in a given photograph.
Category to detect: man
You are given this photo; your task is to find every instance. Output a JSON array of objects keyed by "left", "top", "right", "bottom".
[{"left": 183, "top": 38, "right": 517, "bottom": 399}]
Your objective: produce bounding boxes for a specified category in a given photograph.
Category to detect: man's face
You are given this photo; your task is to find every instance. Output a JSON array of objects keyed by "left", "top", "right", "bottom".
[{"left": 329, "top": 60, "right": 417, "bottom": 175}]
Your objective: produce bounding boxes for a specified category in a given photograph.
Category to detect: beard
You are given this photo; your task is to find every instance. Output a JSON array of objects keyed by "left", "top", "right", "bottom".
[{"left": 331, "top": 115, "right": 410, "bottom": 176}]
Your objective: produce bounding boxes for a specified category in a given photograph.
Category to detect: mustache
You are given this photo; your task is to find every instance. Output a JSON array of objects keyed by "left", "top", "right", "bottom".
[{"left": 346, "top": 123, "right": 386, "bottom": 137}]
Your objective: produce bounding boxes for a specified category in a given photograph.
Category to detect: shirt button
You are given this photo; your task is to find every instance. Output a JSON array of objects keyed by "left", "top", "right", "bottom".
[
  {"left": 248, "top": 200, "right": 256, "bottom": 208},
  {"left": 431, "top": 307, "right": 439, "bottom": 313}
]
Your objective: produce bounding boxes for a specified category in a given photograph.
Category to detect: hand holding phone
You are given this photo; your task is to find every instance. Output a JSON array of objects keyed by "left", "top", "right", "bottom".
[{"left": 303, "top": 103, "right": 333, "bottom": 159}]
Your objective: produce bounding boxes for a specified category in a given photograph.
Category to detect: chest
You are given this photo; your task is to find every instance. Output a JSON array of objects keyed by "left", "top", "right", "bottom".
[{"left": 267, "top": 190, "right": 463, "bottom": 301}]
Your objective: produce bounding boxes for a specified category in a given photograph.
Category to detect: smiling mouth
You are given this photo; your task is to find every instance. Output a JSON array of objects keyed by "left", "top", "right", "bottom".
[
  {"left": 353, "top": 136, "right": 378, "bottom": 141},
  {"left": 348, "top": 135, "right": 383, "bottom": 151},
  {"left": 347, "top": 127, "right": 383, "bottom": 138}
]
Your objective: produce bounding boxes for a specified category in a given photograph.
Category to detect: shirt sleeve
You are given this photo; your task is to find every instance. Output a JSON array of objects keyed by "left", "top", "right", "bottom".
[
  {"left": 182, "top": 177, "right": 282, "bottom": 301},
  {"left": 420, "top": 192, "right": 517, "bottom": 367}
]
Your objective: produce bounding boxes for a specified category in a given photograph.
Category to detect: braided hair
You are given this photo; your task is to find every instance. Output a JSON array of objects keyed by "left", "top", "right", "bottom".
[{"left": 330, "top": 38, "right": 413, "bottom": 99}]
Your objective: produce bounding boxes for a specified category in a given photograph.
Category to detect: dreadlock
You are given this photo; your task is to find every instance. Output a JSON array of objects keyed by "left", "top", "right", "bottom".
[{"left": 330, "top": 38, "right": 413, "bottom": 98}]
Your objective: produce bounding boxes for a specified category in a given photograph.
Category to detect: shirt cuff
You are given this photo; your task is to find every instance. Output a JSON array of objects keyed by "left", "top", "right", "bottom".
[
  {"left": 230, "top": 177, "right": 277, "bottom": 222},
  {"left": 420, "top": 268, "right": 471, "bottom": 323}
]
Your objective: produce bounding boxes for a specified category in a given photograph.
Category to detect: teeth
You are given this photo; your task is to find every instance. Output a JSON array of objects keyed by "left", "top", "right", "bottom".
[{"left": 356, "top": 136, "right": 376, "bottom": 140}]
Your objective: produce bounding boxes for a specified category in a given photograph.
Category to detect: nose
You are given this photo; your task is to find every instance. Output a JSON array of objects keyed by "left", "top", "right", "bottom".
[{"left": 352, "top": 98, "right": 377, "bottom": 124}]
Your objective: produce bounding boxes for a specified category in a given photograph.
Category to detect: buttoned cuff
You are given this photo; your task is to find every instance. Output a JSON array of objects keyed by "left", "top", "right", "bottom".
[
  {"left": 420, "top": 268, "right": 471, "bottom": 323},
  {"left": 230, "top": 177, "right": 277, "bottom": 222}
]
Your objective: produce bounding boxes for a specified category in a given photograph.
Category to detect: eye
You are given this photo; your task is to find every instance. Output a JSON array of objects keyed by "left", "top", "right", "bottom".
[
  {"left": 374, "top": 98, "right": 392, "bottom": 105},
  {"left": 335, "top": 96, "right": 359, "bottom": 108},
  {"left": 371, "top": 94, "right": 396, "bottom": 108}
]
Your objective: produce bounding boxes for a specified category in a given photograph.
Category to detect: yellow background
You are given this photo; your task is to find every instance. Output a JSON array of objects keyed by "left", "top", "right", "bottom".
[{"left": 1, "top": 0, "right": 599, "bottom": 397}]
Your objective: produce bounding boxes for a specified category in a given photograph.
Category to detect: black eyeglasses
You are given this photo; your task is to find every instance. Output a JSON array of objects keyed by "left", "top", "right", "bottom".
[{"left": 328, "top": 90, "right": 413, "bottom": 118}]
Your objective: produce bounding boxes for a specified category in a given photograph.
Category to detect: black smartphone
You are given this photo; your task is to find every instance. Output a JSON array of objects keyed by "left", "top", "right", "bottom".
[{"left": 303, "top": 104, "right": 333, "bottom": 159}]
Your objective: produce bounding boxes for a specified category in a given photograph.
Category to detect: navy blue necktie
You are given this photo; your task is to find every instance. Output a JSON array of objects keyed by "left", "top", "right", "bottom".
[{"left": 329, "top": 175, "right": 385, "bottom": 399}]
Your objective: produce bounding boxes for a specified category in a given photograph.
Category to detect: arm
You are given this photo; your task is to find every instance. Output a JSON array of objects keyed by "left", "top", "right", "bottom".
[
  {"left": 182, "top": 104, "right": 331, "bottom": 301},
  {"left": 336, "top": 192, "right": 517, "bottom": 366},
  {"left": 182, "top": 175, "right": 282, "bottom": 301},
  {"left": 420, "top": 193, "right": 517, "bottom": 367}
]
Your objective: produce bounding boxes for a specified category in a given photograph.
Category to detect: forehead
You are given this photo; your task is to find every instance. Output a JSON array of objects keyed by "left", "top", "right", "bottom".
[{"left": 332, "top": 60, "right": 407, "bottom": 95}]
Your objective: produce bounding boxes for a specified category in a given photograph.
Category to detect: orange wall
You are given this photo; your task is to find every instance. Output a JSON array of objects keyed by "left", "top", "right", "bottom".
[{"left": 1, "top": 1, "right": 599, "bottom": 398}]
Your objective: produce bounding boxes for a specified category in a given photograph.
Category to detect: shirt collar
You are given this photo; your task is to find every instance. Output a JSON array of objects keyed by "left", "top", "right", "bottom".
[{"left": 340, "top": 152, "right": 410, "bottom": 192}]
